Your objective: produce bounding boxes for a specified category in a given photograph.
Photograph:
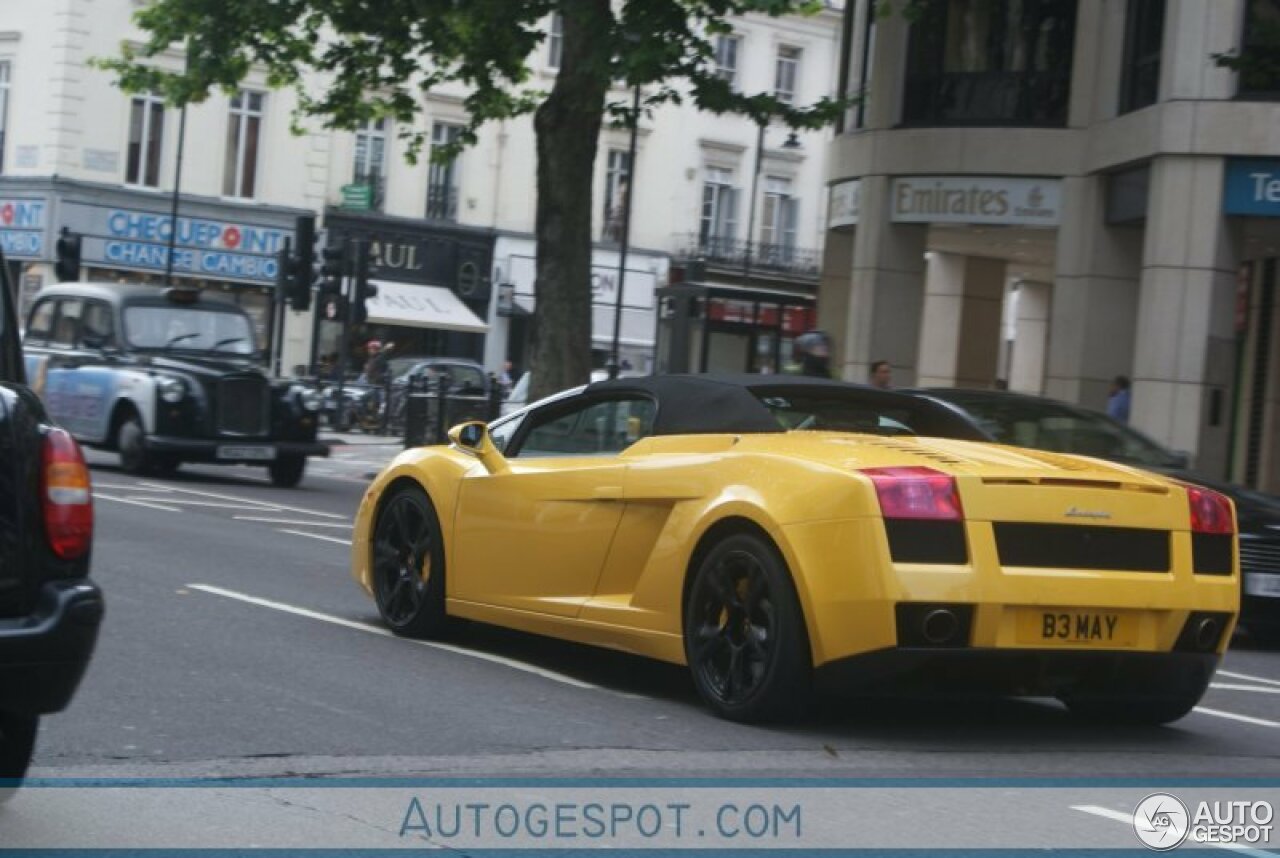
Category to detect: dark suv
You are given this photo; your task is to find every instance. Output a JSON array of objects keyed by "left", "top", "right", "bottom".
[
  {"left": 24, "top": 283, "right": 329, "bottom": 487},
  {"left": 0, "top": 253, "right": 103, "bottom": 790}
]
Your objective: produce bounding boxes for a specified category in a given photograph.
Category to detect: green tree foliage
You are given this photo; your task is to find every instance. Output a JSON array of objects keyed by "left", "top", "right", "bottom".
[{"left": 99, "top": 0, "right": 847, "bottom": 396}]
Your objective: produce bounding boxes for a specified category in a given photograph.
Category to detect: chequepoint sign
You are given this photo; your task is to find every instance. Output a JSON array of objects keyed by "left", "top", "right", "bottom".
[{"left": 889, "top": 176, "right": 1063, "bottom": 227}]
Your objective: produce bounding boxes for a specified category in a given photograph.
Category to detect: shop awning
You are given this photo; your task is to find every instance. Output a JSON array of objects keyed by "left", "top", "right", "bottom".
[{"left": 365, "top": 280, "right": 489, "bottom": 333}]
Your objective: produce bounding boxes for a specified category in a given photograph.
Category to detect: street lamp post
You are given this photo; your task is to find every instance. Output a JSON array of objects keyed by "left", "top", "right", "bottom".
[
  {"left": 741, "top": 120, "right": 765, "bottom": 288},
  {"left": 607, "top": 82, "right": 641, "bottom": 380},
  {"left": 741, "top": 122, "right": 800, "bottom": 288}
]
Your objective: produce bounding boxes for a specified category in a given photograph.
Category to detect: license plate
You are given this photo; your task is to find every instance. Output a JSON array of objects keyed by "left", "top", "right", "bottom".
[
  {"left": 1245, "top": 573, "right": 1280, "bottom": 598},
  {"left": 216, "top": 445, "right": 277, "bottom": 461},
  {"left": 1016, "top": 608, "right": 1138, "bottom": 647}
]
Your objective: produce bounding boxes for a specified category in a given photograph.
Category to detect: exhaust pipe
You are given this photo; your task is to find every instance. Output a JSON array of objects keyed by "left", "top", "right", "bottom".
[
  {"left": 1195, "top": 617, "right": 1221, "bottom": 651},
  {"left": 922, "top": 609, "right": 959, "bottom": 645}
]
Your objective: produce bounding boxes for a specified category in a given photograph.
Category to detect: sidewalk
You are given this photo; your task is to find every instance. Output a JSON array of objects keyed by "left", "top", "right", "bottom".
[{"left": 320, "top": 429, "right": 405, "bottom": 447}]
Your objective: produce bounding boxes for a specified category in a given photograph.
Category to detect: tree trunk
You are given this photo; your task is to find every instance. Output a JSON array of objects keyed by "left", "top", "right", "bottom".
[{"left": 530, "top": 0, "right": 613, "bottom": 401}]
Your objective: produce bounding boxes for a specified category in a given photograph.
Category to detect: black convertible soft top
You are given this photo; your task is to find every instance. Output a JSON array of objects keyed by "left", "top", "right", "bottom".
[{"left": 581, "top": 374, "right": 988, "bottom": 441}]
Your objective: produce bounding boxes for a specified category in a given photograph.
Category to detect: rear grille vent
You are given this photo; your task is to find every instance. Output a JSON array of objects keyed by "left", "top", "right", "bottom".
[
  {"left": 981, "top": 477, "right": 1168, "bottom": 494},
  {"left": 861, "top": 439, "right": 966, "bottom": 466},
  {"left": 1241, "top": 540, "right": 1280, "bottom": 575},
  {"left": 994, "top": 523, "right": 1171, "bottom": 572},
  {"left": 217, "top": 375, "right": 269, "bottom": 436}
]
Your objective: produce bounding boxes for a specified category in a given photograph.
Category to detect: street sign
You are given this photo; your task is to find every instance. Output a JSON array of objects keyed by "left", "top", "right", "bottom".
[{"left": 341, "top": 184, "right": 374, "bottom": 211}]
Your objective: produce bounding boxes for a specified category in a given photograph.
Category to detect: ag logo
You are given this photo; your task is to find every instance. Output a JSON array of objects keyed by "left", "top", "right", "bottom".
[{"left": 1134, "top": 793, "right": 1190, "bottom": 850}]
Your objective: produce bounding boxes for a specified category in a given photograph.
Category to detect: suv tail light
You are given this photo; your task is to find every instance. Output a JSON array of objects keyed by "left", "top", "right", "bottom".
[
  {"left": 42, "top": 427, "right": 93, "bottom": 559},
  {"left": 862, "top": 466, "right": 964, "bottom": 521},
  {"left": 1186, "top": 485, "right": 1233, "bottom": 535}
]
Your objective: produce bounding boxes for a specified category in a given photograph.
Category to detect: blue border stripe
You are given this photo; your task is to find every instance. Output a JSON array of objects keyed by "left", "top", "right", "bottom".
[{"left": 13, "top": 776, "right": 1280, "bottom": 788}]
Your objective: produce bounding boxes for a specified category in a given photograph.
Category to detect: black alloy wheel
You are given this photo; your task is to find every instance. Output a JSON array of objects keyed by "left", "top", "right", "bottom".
[
  {"left": 372, "top": 486, "right": 447, "bottom": 638},
  {"left": 684, "top": 532, "right": 811, "bottom": 722}
]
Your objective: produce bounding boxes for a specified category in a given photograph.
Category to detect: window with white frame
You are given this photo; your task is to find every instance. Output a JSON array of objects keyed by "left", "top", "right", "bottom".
[
  {"left": 353, "top": 117, "right": 388, "bottom": 209},
  {"left": 699, "top": 166, "right": 738, "bottom": 250},
  {"left": 126, "top": 92, "right": 166, "bottom": 187},
  {"left": 0, "top": 61, "right": 10, "bottom": 174},
  {"left": 223, "top": 90, "right": 264, "bottom": 198},
  {"left": 427, "top": 122, "right": 462, "bottom": 221},
  {"left": 759, "top": 176, "right": 798, "bottom": 259},
  {"left": 602, "top": 148, "right": 631, "bottom": 242},
  {"left": 775, "top": 45, "right": 802, "bottom": 104},
  {"left": 547, "top": 13, "right": 564, "bottom": 70},
  {"left": 714, "top": 34, "right": 740, "bottom": 89}
]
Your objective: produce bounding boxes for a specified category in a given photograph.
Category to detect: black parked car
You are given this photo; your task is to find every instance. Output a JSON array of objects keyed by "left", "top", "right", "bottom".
[
  {"left": 23, "top": 283, "right": 329, "bottom": 487},
  {"left": 911, "top": 387, "right": 1280, "bottom": 640},
  {"left": 0, "top": 254, "right": 103, "bottom": 791}
]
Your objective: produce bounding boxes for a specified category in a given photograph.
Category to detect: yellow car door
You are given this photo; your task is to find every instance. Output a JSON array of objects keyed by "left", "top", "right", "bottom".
[{"left": 450, "top": 395, "right": 656, "bottom": 618}]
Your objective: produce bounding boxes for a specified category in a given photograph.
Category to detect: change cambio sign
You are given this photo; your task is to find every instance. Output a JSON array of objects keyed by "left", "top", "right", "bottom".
[{"left": 62, "top": 201, "right": 289, "bottom": 285}]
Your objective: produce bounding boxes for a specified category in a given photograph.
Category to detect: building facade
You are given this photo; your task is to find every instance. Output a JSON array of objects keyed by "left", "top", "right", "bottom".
[
  {"left": 823, "top": 0, "right": 1280, "bottom": 491},
  {"left": 0, "top": 0, "right": 843, "bottom": 383}
]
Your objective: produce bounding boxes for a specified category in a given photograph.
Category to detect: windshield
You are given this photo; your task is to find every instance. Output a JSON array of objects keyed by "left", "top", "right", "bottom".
[
  {"left": 932, "top": 392, "right": 1180, "bottom": 468},
  {"left": 751, "top": 388, "right": 987, "bottom": 440},
  {"left": 123, "top": 305, "right": 257, "bottom": 355}
]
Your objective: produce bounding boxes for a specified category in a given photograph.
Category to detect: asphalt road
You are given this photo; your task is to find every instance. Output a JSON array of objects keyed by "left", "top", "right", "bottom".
[{"left": 27, "top": 441, "right": 1280, "bottom": 782}]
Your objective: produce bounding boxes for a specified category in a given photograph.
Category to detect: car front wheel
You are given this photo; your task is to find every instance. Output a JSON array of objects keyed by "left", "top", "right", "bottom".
[
  {"left": 684, "top": 532, "right": 812, "bottom": 723},
  {"left": 372, "top": 486, "right": 448, "bottom": 639},
  {"left": 116, "top": 415, "right": 152, "bottom": 475},
  {"left": 268, "top": 456, "right": 306, "bottom": 488}
]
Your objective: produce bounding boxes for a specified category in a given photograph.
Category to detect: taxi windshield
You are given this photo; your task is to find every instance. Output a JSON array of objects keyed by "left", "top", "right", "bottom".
[{"left": 123, "top": 305, "right": 257, "bottom": 355}]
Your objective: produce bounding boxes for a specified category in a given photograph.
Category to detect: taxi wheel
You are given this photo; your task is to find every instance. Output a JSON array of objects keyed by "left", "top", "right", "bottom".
[
  {"left": 1062, "top": 691, "right": 1203, "bottom": 725},
  {"left": 372, "top": 486, "right": 447, "bottom": 639},
  {"left": 117, "top": 416, "right": 153, "bottom": 475},
  {"left": 0, "top": 713, "right": 38, "bottom": 802},
  {"left": 268, "top": 456, "right": 306, "bottom": 488},
  {"left": 684, "top": 532, "right": 812, "bottom": 723}
]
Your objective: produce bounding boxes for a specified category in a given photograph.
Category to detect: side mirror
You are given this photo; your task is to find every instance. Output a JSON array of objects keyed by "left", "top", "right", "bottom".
[{"left": 447, "top": 420, "right": 510, "bottom": 474}]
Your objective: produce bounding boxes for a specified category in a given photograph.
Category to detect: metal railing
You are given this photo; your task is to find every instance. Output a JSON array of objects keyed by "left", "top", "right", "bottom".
[
  {"left": 403, "top": 373, "right": 503, "bottom": 448},
  {"left": 679, "top": 234, "right": 821, "bottom": 278},
  {"left": 426, "top": 185, "right": 459, "bottom": 221}
]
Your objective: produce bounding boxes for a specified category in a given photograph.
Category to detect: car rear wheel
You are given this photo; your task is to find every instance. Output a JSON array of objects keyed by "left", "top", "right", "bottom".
[
  {"left": 684, "top": 532, "right": 812, "bottom": 723},
  {"left": 117, "top": 415, "right": 152, "bottom": 475},
  {"left": 0, "top": 713, "right": 38, "bottom": 802},
  {"left": 372, "top": 486, "right": 447, "bottom": 639},
  {"left": 268, "top": 456, "right": 306, "bottom": 488}
]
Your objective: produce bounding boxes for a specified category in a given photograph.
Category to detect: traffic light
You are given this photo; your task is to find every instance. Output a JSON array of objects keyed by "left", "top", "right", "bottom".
[
  {"left": 318, "top": 241, "right": 348, "bottom": 297},
  {"left": 55, "top": 228, "right": 82, "bottom": 282},
  {"left": 289, "top": 215, "right": 315, "bottom": 312},
  {"left": 350, "top": 239, "right": 377, "bottom": 325}
]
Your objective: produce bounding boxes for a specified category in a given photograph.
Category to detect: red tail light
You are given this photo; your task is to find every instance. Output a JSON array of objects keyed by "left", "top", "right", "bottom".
[
  {"left": 42, "top": 427, "right": 93, "bottom": 559},
  {"left": 862, "top": 466, "right": 964, "bottom": 521},
  {"left": 1186, "top": 484, "right": 1233, "bottom": 535}
]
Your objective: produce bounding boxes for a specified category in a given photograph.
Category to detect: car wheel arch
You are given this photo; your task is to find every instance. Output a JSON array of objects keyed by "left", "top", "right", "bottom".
[
  {"left": 680, "top": 513, "right": 820, "bottom": 667},
  {"left": 107, "top": 399, "right": 143, "bottom": 449}
]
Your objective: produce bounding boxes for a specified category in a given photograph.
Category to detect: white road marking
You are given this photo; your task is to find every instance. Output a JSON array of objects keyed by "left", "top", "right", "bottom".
[
  {"left": 136, "top": 482, "right": 347, "bottom": 519},
  {"left": 1209, "top": 683, "right": 1280, "bottom": 695},
  {"left": 1073, "top": 804, "right": 1277, "bottom": 857},
  {"left": 92, "top": 482, "right": 172, "bottom": 492},
  {"left": 277, "top": 529, "right": 352, "bottom": 546},
  {"left": 186, "top": 584, "right": 600, "bottom": 691},
  {"left": 119, "top": 497, "right": 285, "bottom": 510},
  {"left": 1218, "top": 670, "right": 1280, "bottom": 689},
  {"left": 1193, "top": 706, "right": 1280, "bottom": 729},
  {"left": 92, "top": 493, "right": 181, "bottom": 513},
  {"left": 233, "top": 516, "right": 352, "bottom": 528}
]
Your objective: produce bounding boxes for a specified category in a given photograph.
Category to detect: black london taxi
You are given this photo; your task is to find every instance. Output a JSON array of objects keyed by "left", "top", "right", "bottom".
[
  {"left": 23, "top": 282, "right": 329, "bottom": 487},
  {"left": 0, "top": 253, "right": 102, "bottom": 792}
]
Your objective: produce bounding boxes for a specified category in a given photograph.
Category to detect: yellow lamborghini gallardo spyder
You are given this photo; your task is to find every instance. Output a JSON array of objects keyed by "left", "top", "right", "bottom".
[{"left": 351, "top": 375, "right": 1238, "bottom": 723}]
